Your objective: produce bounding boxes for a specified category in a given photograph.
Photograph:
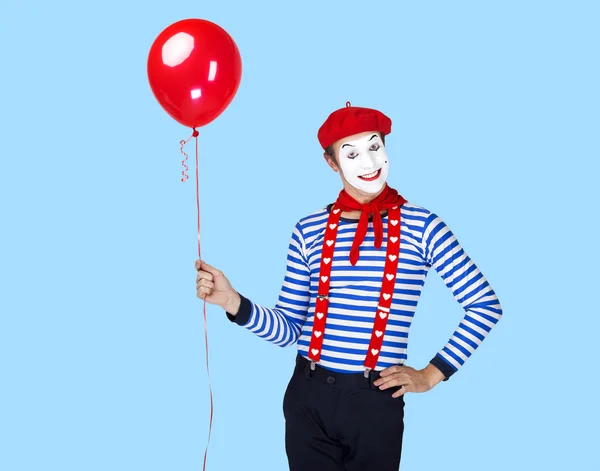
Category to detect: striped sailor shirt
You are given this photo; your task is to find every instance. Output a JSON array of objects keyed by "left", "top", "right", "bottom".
[{"left": 226, "top": 200, "right": 502, "bottom": 380}]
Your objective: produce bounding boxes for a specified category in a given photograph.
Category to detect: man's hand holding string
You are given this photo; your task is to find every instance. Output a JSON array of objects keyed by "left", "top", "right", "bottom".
[{"left": 195, "top": 259, "right": 241, "bottom": 315}]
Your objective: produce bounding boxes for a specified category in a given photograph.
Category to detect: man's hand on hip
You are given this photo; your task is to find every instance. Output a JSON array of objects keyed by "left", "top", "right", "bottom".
[{"left": 373, "top": 363, "right": 446, "bottom": 398}]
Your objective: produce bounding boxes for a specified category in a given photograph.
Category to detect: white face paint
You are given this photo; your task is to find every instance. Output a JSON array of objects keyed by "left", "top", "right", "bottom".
[{"left": 337, "top": 133, "right": 389, "bottom": 194}]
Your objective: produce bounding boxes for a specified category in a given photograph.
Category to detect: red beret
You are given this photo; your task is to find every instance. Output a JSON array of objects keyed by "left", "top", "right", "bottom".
[{"left": 317, "top": 102, "right": 392, "bottom": 150}]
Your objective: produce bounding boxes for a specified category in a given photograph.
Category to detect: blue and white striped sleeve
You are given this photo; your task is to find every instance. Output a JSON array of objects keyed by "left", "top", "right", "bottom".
[
  {"left": 421, "top": 211, "right": 503, "bottom": 381},
  {"left": 225, "top": 221, "right": 311, "bottom": 347}
]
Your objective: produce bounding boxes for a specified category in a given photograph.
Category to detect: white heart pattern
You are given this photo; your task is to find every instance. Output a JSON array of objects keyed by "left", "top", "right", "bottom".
[
  {"left": 392, "top": 206, "right": 398, "bottom": 210},
  {"left": 390, "top": 236, "right": 398, "bottom": 243},
  {"left": 321, "top": 276, "right": 328, "bottom": 282},
  {"left": 323, "top": 258, "right": 331, "bottom": 264},
  {"left": 333, "top": 208, "right": 340, "bottom": 214},
  {"left": 388, "top": 254, "right": 397, "bottom": 262},
  {"left": 375, "top": 330, "right": 383, "bottom": 337},
  {"left": 329, "top": 223, "right": 337, "bottom": 230},
  {"left": 326, "top": 240, "right": 334, "bottom": 247},
  {"left": 316, "top": 312, "right": 324, "bottom": 319},
  {"left": 390, "top": 220, "right": 399, "bottom": 226},
  {"left": 383, "top": 293, "right": 391, "bottom": 300},
  {"left": 371, "top": 349, "right": 379, "bottom": 356},
  {"left": 386, "top": 273, "right": 395, "bottom": 281},
  {"left": 379, "top": 312, "right": 387, "bottom": 319},
  {"left": 311, "top": 348, "right": 319, "bottom": 355},
  {"left": 315, "top": 331, "right": 322, "bottom": 338}
]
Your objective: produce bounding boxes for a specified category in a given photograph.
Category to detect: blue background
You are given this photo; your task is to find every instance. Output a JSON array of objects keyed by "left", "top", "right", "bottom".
[{"left": 1, "top": 1, "right": 598, "bottom": 470}]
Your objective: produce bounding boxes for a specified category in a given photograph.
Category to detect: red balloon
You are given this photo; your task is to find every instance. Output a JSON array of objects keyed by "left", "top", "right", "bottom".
[{"left": 147, "top": 19, "right": 242, "bottom": 128}]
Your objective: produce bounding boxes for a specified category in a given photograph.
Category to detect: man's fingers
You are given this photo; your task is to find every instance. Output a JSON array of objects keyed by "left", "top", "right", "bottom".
[
  {"left": 196, "top": 270, "right": 214, "bottom": 283},
  {"left": 375, "top": 372, "right": 401, "bottom": 386},
  {"left": 376, "top": 373, "right": 408, "bottom": 389},
  {"left": 197, "top": 285, "right": 213, "bottom": 297},
  {"left": 392, "top": 385, "right": 409, "bottom": 398},
  {"left": 195, "top": 259, "right": 220, "bottom": 275},
  {"left": 196, "top": 279, "right": 215, "bottom": 290},
  {"left": 200, "top": 260, "right": 221, "bottom": 277},
  {"left": 379, "top": 365, "right": 403, "bottom": 377}
]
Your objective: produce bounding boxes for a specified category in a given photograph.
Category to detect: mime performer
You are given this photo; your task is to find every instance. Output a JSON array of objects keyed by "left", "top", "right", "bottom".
[{"left": 194, "top": 102, "right": 503, "bottom": 471}]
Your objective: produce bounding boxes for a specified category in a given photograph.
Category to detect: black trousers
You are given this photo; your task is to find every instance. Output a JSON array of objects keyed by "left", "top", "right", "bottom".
[{"left": 283, "top": 353, "right": 405, "bottom": 471}]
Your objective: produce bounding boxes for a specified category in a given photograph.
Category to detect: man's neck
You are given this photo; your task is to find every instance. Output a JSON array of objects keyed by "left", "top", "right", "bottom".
[
  {"left": 340, "top": 184, "right": 387, "bottom": 219},
  {"left": 340, "top": 208, "right": 388, "bottom": 219},
  {"left": 344, "top": 184, "right": 385, "bottom": 204}
]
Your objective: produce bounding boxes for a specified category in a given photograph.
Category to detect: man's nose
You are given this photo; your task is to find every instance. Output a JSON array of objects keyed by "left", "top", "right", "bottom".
[{"left": 359, "top": 150, "right": 376, "bottom": 168}]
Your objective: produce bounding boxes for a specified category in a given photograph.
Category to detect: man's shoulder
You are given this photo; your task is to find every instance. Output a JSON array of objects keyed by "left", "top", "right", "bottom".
[
  {"left": 400, "top": 201, "right": 443, "bottom": 241},
  {"left": 401, "top": 200, "right": 435, "bottom": 221},
  {"left": 294, "top": 204, "right": 331, "bottom": 233}
]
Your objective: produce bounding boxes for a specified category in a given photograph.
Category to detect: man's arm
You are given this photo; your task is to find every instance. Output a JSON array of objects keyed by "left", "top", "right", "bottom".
[
  {"left": 421, "top": 211, "right": 503, "bottom": 381},
  {"left": 224, "top": 221, "right": 311, "bottom": 347}
]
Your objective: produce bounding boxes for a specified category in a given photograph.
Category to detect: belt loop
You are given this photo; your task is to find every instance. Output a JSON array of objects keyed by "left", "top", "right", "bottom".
[
  {"left": 304, "top": 360, "right": 313, "bottom": 379},
  {"left": 368, "top": 370, "right": 378, "bottom": 390}
]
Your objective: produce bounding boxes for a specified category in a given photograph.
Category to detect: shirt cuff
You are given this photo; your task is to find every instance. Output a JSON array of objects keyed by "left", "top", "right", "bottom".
[
  {"left": 225, "top": 292, "right": 252, "bottom": 326},
  {"left": 429, "top": 353, "right": 457, "bottom": 382}
]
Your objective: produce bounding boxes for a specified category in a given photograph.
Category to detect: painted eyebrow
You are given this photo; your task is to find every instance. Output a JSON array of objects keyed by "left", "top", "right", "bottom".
[{"left": 341, "top": 134, "right": 379, "bottom": 149}]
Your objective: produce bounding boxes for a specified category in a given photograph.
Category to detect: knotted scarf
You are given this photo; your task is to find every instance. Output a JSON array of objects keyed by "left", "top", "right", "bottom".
[{"left": 334, "top": 184, "right": 407, "bottom": 265}]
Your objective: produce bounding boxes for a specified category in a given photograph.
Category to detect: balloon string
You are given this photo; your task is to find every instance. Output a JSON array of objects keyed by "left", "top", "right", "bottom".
[
  {"left": 195, "top": 131, "right": 213, "bottom": 471},
  {"left": 193, "top": 132, "right": 213, "bottom": 471},
  {"left": 194, "top": 131, "right": 201, "bottom": 259},
  {"left": 202, "top": 301, "right": 213, "bottom": 471},
  {"left": 181, "top": 129, "right": 212, "bottom": 470}
]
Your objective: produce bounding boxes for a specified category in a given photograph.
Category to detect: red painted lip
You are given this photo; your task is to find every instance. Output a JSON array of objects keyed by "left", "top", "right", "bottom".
[{"left": 358, "top": 168, "right": 382, "bottom": 181}]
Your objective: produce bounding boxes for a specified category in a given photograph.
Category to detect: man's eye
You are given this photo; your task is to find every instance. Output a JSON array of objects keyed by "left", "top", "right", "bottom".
[
  {"left": 348, "top": 151, "right": 358, "bottom": 159},
  {"left": 369, "top": 143, "right": 380, "bottom": 151}
]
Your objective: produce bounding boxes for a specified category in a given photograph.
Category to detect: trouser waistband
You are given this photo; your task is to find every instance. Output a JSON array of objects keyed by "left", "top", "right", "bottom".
[{"left": 295, "top": 353, "right": 389, "bottom": 390}]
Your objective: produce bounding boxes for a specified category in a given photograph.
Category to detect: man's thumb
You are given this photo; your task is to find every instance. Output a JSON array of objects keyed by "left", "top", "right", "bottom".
[{"left": 200, "top": 260, "right": 219, "bottom": 275}]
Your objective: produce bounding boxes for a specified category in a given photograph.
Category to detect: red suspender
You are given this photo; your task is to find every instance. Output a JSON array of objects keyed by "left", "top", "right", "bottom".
[
  {"left": 365, "top": 204, "right": 401, "bottom": 372},
  {"left": 307, "top": 206, "right": 342, "bottom": 365},
  {"left": 307, "top": 205, "right": 402, "bottom": 375}
]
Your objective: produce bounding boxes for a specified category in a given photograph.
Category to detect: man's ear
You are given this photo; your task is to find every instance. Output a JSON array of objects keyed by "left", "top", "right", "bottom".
[{"left": 324, "top": 153, "right": 339, "bottom": 172}]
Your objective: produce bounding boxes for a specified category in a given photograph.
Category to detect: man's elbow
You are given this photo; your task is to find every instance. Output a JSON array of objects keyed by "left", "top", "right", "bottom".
[
  {"left": 494, "top": 301, "right": 503, "bottom": 323},
  {"left": 276, "top": 326, "right": 301, "bottom": 348},
  {"left": 277, "top": 334, "right": 300, "bottom": 348}
]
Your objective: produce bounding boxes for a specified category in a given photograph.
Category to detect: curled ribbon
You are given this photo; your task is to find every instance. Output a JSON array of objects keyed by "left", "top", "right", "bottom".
[{"left": 180, "top": 129, "right": 199, "bottom": 182}]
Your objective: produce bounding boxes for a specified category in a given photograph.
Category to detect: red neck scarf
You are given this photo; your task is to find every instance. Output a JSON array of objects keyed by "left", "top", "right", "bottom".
[{"left": 334, "top": 183, "right": 407, "bottom": 265}]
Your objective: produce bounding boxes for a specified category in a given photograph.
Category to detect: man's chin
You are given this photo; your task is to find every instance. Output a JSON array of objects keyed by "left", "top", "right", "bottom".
[{"left": 350, "top": 178, "right": 386, "bottom": 194}]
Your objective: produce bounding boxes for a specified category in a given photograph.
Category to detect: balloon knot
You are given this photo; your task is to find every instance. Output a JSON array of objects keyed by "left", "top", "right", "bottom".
[
  {"left": 192, "top": 129, "right": 199, "bottom": 137},
  {"left": 346, "top": 101, "right": 352, "bottom": 108}
]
